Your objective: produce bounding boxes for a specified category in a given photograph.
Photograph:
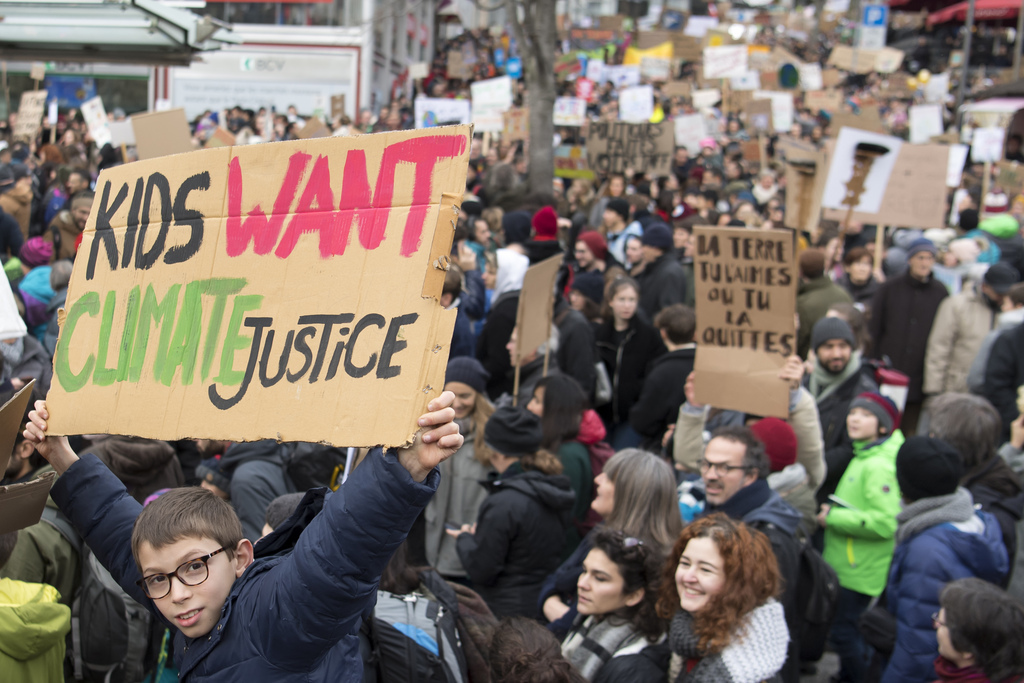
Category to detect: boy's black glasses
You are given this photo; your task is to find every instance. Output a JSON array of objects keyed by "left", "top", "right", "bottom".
[{"left": 135, "top": 547, "right": 227, "bottom": 599}]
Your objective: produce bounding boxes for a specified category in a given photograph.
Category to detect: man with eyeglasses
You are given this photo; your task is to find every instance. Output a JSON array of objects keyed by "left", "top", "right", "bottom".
[{"left": 698, "top": 424, "right": 805, "bottom": 683}]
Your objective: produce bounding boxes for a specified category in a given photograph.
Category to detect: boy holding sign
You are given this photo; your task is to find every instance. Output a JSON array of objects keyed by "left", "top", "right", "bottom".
[{"left": 22, "top": 395, "right": 463, "bottom": 682}]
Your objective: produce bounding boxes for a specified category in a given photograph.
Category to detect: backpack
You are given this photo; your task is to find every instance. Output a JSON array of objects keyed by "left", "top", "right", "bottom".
[
  {"left": 40, "top": 506, "right": 152, "bottom": 683},
  {"left": 576, "top": 441, "right": 615, "bottom": 536},
  {"left": 795, "top": 534, "right": 840, "bottom": 661},
  {"left": 361, "top": 570, "right": 468, "bottom": 683},
  {"left": 287, "top": 442, "right": 349, "bottom": 491}
]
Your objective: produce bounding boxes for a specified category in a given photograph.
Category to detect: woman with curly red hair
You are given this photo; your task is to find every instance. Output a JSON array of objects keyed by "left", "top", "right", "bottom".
[{"left": 656, "top": 514, "right": 790, "bottom": 683}]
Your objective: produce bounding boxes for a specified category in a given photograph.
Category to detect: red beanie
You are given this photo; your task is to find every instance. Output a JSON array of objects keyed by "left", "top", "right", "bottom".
[
  {"left": 532, "top": 206, "right": 559, "bottom": 241},
  {"left": 750, "top": 418, "right": 798, "bottom": 472},
  {"left": 577, "top": 230, "right": 608, "bottom": 261}
]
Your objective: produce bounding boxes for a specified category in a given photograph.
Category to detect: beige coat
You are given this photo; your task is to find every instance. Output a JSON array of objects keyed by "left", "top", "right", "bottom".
[
  {"left": 923, "top": 285, "right": 997, "bottom": 396},
  {"left": 673, "top": 387, "right": 827, "bottom": 492},
  {"left": 0, "top": 184, "right": 32, "bottom": 239}
]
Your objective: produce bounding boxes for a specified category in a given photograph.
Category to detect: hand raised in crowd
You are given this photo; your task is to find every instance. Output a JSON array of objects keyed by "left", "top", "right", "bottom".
[
  {"left": 1011, "top": 414, "right": 1024, "bottom": 451},
  {"left": 816, "top": 503, "right": 831, "bottom": 528},
  {"left": 446, "top": 523, "right": 476, "bottom": 538},
  {"left": 23, "top": 400, "right": 79, "bottom": 476},
  {"left": 684, "top": 371, "right": 703, "bottom": 409},
  {"left": 457, "top": 240, "right": 477, "bottom": 273},
  {"left": 398, "top": 390, "right": 463, "bottom": 482},
  {"left": 778, "top": 354, "right": 805, "bottom": 390}
]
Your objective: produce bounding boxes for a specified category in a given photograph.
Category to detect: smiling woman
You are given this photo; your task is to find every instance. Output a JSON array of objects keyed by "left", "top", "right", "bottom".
[{"left": 655, "top": 514, "right": 789, "bottom": 683}]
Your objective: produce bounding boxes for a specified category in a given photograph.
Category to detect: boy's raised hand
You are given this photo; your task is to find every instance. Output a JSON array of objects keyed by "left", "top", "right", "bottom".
[
  {"left": 398, "top": 391, "right": 463, "bottom": 482},
  {"left": 23, "top": 400, "right": 79, "bottom": 475}
]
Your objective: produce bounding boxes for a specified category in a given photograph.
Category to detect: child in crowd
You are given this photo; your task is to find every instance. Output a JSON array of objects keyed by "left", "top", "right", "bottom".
[{"left": 21, "top": 394, "right": 462, "bottom": 682}]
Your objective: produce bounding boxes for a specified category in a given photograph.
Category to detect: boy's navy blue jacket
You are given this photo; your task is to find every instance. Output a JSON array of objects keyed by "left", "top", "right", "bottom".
[{"left": 50, "top": 449, "right": 439, "bottom": 682}]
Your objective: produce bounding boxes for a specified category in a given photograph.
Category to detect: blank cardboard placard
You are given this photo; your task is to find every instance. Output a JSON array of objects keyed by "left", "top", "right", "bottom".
[
  {"left": 45, "top": 126, "right": 470, "bottom": 448},
  {"left": 822, "top": 128, "right": 903, "bottom": 213},
  {"left": 296, "top": 117, "right": 329, "bottom": 139},
  {"left": 693, "top": 227, "right": 795, "bottom": 418},
  {"left": 0, "top": 380, "right": 36, "bottom": 476},
  {"left": 131, "top": 109, "right": 193, "bottom": 160},
  {"left": 0, "top": 381, "right": 54, "bottom": 536},
  {"left": 514, "top": 254, "right": 564, "bottom": 366},
  {"left": 205, "top": 127, "right": 236, "bottom": 149},
  {"left": 909, "top": 104, "right": 944, "bottom": 144},
  {"left": 587, "top": 120, "right": 674, "bottom": 176},
  {"left": 0, "top": 275, "right": 27, "bottom": 340}
]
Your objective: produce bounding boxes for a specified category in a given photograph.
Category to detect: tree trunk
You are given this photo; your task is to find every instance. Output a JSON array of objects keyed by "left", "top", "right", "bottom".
[{"left": 509, "top": 0, "right": 558, "bottom": 197}]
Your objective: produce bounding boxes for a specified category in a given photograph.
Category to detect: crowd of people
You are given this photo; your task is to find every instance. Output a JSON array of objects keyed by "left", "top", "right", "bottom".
[{"left": 3, "top": 7, "right": 1024, "bottom": 683}]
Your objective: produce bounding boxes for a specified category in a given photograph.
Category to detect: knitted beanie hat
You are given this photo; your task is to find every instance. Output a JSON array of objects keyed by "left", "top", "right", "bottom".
[
  {"left": 532, "top": 206, "right": 559, "bottom": 241},
  {"left": 849, "top": 392, "right": 900, "bottom": 434},
  {"left": 896, "top": 436, "right": 964, "bottom": 502},
  {"left": 750, "top": 418, "right": 798, "bottom": 472},
  {"left": 577, "top": 230, "right": 609, "bottom": 261},
  {"left": 484, "top": 406, "right": 543, "bottom": 457},
  {"left": 445, "top": 356, "right": 489, "bottom": 395},
  {"left": 810, "top": 317, "right": 856, "bottom": 352}
]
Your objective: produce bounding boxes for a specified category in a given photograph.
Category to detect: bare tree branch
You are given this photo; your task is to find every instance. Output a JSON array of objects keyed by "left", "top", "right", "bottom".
[{"left": 469, "top": 0, "right": 509, "bottom": 14}]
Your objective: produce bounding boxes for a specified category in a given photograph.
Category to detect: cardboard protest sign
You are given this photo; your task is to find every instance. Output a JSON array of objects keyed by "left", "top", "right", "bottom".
[
  {"left": 81, "top": 96, "right": 112, "bottom": 148},
  {"left": 909, "top": 104, "right": 944, "bottom": 144},
  {"left": 514, "top": 254, "right": 563, "bottom": 367},
  {"left": 675, "top": 113, "right": 710, "bottom": 154},
  {"left": 471, "top": 76, "right": 514, "bottom": 133},
  {"left": 692, "top": 89, "right": 722, "bottom": 111},
  {"left": 740, "top": 140, "right": 761, "bottom": 163},
  {"left": 827, "top": 45, "right": 875, "bottom": 74},
  {"left": 684, "top": 16, "right": 719, "bottom": 38},
  {"left": 799, "top": 63, "right": 824, "bottom": 91},
  {"left": 822, "top": 140, "right": 950, "bottom": 229},
  {"left": 414, "top": 97, "right": 471, "bottom": 128},
  {"left": 704, "top": 46, "right": 749, "bottom": 80},
  {"left": 662, "top": 81, "right": 692, "bottom": 98},
  {"left": 997, "top": 161, "right": 1024, "bottom": 194},
  {"left": 0, "top": 381, "right": 57, "bottom": 535},
  {"left": 205, "top": 127, "right": 236, "bottom": 149},
  {"left": 725, "top": 89, "right": 754, "bottom": 114},
  {"left": 947, "top": 144, "right": 969, "bottom": 188},
  {"left": 296, "top": 117, "right": 330, "bottom": 140},
  {"left": 553, "top": 98, "right": 586, "bottom": 127},
  {"left": 587, "top": 120, "right": 674, "bottom": 176},
  {"left": 605, "top": 65, "right": 641, "bottom": 89},
  {"left": 331, "top": 94, "right": 346, "bottom": 120},
  {"left": 132, "top": 109, "right": 193, "bottom": 160},
  {"left": 408, "top": 63, "right": 429, "bottom": 80},
  {"left": 972, "top": 127, "right": 1005, "bottom": 163},
  {"left": 822, "top": 68, "right": 844, "bottom": 88},
  {"left": 554, "top": 145, "right": 594, "bottom": 179},
  {"left": 730, "top": 72, "right": 761, "bottom": 91},
  {"left": 829, "top": 106, "right": 885, "bottom": 135},
  {"left": 503, "top": 108, "right": 529, "bottom": 140},
  {"left": 805, "top": 90, "right": 843, "bottom": 113},
  {"left": 823, "top": 128, "right": 903, "bottom": 214},
  {"left": 108, "top": 120, "right": 136, "bottom": 147},
  {"left": 693, "top": 227, "right": 795, "bottom": 418},
  {"left": 875, "top": 48, "right": 904, "bottom": 74},
  {"left": 29, "top": 62, "right": 46, "bottom": 81},
  {"left": 636, "top": 31, "right": 676, "bottom": 50},
  {"left": 13, "top": 91, "right": 47, "bottom": 142},
  {"left": 753, "top": 91, "right": 795, "bottom": 133},
  {"left": 619, "top": 85, "right": 654, "bottom": 123},
  {"left": 923, "top": 72, "right": 950, "bottom": 104},
  {"left": 674, "top": 35, "right": 704, "bottom": 62},
  {"left": 447, "top": 50, "right": 473, "bottom": 79},
  {"left": 641, "top": 57, "right": 672, "bottom": 81},
  {"left": 44, "top": 126, "right": 470, "bottom": 448},
  {"left": 745, "top": 99, "right": 773, "bottom": 134},
  {"left": 784, "top": 150, "right": 828, "bottom": 236}
]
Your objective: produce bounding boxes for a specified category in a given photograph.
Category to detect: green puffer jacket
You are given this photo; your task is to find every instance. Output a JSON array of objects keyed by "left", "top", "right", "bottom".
[
  {"left": 823, "top": 431, "right": 905, "bottom": 597},
  {"left": 0, "top": 578, "right": 70, "bottom": 683}
]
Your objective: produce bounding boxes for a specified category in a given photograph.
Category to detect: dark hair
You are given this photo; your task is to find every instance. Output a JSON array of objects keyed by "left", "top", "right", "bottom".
[
  {"left": 380, "top": 540, "right": 427, "bottom": 596},
  {"left": 940, "top": 578, "right": 1024, "bottom": 681},
  {"left": 654, "top": 304, "right": 696, "bottom": 345},
  {"left": 601, "top": 276, "right": 640, "bottom": 321},
  {"left": 0, "top": 531, "right": 18, "bottom": 569},
  {"left": 587, "top": 528, "right": 667, "bottom": 641},
  {"left": 443, "top": 263, "right": 463, "bottom": 299},
  {"left": 264, "top": 492, "right": 305, "bottom": 531},
  {"left": 656, "top": 514, "right": 780, "bottom": 654},
  {"left": 709, "top": 425, "right": 770, "bottom": 480},
  {"left": 927, "top": 393, "right": 1001, "bottom": 471},
  {"left": 1008, "top": 282, "right": 1024, "bottom": 307},
  {"left": 843, "top": 246, "right": 872, "bottom": 267},
  {"left": 534, "top": 375, "right": 586, "bottom": 452},
  {"left": 825, "top": 304, "right": 871, "bottom": 355},
  {"left": 489, "top": 617, "right": 586, "bottom": 683},
  {"left": 131, "top": 486, "right": 243, "bottom": 571}
]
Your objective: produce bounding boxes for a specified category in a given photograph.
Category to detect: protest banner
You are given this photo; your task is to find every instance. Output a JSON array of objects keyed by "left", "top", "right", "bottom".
[
  {"left": 805, "top": 90, "right": 843, "bottom": 113},
  {"left": 587, "top": 120, "right": 674, "bottom": 176},
  {"left": 909, "top": 104, "right": 944, "bottom": 144},
  {"left": 414, "top": 97, "right": 471, "bottom": 128},
  {"left": 822, "top": 140, "right": 950, "bottom": 229},
  {"left": 692, "top": 88, "right": 722, "bottom": 111},
  {"left": 471, "top": 76, "right": 513, "bottom": 133},
  {"left": 513, "top": 253, "right": 563, "bottom": 381},
  {"left": 799, "top": 63, "right": 824, "bottom": 91},
  {"left": 875, "top": 47, "right": 904, "bottom": 74},
  {"left": 0, "top": 382, "right": 53, "bottom": 534},
  {"left": 81, "top": 96, "right": 112, "bottom": 148},
  {"left": 675, "top": 113, "right": 710, "bottom": 154},
  {"left": 447, "top": 50, "right": 473, "bottom": 79},
  {"left": 554, "top": 145, "right": 594, "bottom": 179},
  {"left": 585, "top": 60, "right": 605, "bottom": 82},
  {"left": 641, "top": 56, "right": 672, "bottom": 81},
  {"left": 662, "top": 81, "right": 692, "bottom": 98},
  {"left": 753, "top": 91, "right": 794, "bottom": 132},
  {"left": 693, "top": 227, "right": 795, "bottom": 418},
  {"left": 619, "top": 85, "right": 654, "bottom": 122},
  {"left": 553, "top": 98, "right": 587, "bottom": 127},
  {"left": 703, "top": 46, "right": 749, "bottom": 80},
  {"left": 823, "top": 128, "right": 903, "bottom": 214},
  {"left": 331, "top": 94, "right": 346, "bottom": 120},
  {"left": 44, "top": 126, "right": 469, "bottom": 448},
  {"left": 504, "top": 108, "right": 530, "bottom": 140},
  {"left": 13, "top": 90, "right": 47, "bottom": 142},
  {"left": 605, "top": 65, "right": 641, "bottom": 88},
  {"left": 625, "top": 43, "right": 673, "bottom": 66},
  {"left": 972, "top": 127, "right": 1005, "bottom": 163},
  {"left": 998, "top": 161, "right": 1024, "bottom": 194},
  {"left": 131, "top": 109, "right": 193, "bottom": 161}
]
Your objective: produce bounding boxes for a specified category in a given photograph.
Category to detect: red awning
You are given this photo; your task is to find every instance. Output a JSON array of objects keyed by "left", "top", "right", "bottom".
[{"left": 928, "top": 0, "right": 1020, "bottom": 25}]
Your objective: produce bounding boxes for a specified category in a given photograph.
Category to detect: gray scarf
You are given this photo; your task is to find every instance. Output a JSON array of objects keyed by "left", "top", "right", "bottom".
[
  {"left": 808, "top": 351, "right": 863, "bottom": 403},
  {"left": 895, "top": 487, "right": 975, "bottom": 543},
  {"left": 562, "top": 615, "right": 645, "bottom": 680},
  {"left": 0, "top": 336, "right": 24, "bottom": 378}
]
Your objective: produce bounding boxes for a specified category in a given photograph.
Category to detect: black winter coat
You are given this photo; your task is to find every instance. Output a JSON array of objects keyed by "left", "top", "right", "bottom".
[
  {"left": 636, "top": 252, "right": 687, "bottom": 320},
  {"left": 869, "top": 273, "right": 948, "bottom": 403},
  {"left": 596, "top": 316, "right": 667, "bottom": 425},
  {"left": 554, "top": 298, "right": 598, "bottom": 399},
  {"left": 456, "top": 465, "right": 575, "bottom": 619},
  {"left": 629, "top": 346, "right": 696, "bottom": 445},
  {"left": 984, "top": 321, "right": 1024, "bottom": 442},
  {"left": 476, "top": 291, "right": 519, "bottom": 400},
  {"left": 963, "top": 455, "right": 1024, "bottom": 585}
]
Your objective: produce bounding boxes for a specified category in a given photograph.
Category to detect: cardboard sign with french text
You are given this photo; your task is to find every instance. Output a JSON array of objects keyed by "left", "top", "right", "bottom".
[
  {"left": 587, "top": 120, "right": 674, "bottom": 176},
  {"left": 45, "top": 126, "right": 470, "bottom": 448},
  {"left": 14, "top": 91, "right": 47, "bottom": 142},
  {"left": 693, "top": 227, "right": 795, "bottom": 418}
]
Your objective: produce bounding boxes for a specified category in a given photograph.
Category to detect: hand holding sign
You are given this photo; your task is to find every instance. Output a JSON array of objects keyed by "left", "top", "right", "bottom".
[
  {"left": 398, "top": 390, "right": 463, "bottom": 482},
  {"left": 23, "top": 400, "right": 78, "bottom": 475}
]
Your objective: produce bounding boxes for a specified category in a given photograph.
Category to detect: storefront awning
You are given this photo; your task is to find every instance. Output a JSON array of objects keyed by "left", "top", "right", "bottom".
[
  {"left": 927, "top": 0, "right": 1020, "bottom": 26},
  {"left": 0, "top": 0, "right": 239, "bottom": 66}
]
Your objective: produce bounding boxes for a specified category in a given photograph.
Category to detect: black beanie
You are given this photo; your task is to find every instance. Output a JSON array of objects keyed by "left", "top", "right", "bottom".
[
  {"left": 811, "top": 316, "right": 856, "bottom": 353},
  {"left": 502, "top": 211, "right": 533, "bottom": 246},
  {"left": 606, "top": 198, "right": 631, "bottom": 223},
  {"left": 484, "top": 406, "right": 543, "bottom": 457},
  {"left": 896, "top": 436, "right": 964, "bottom": 502}
]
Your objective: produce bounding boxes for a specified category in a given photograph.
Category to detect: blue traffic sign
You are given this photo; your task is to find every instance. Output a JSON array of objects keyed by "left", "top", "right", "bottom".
[
  {"left": 507, "top": 57, "right": 522, "bottom": 79},
  {"left": 862, "top": 4, "right": 888, "bottom": 27}
]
